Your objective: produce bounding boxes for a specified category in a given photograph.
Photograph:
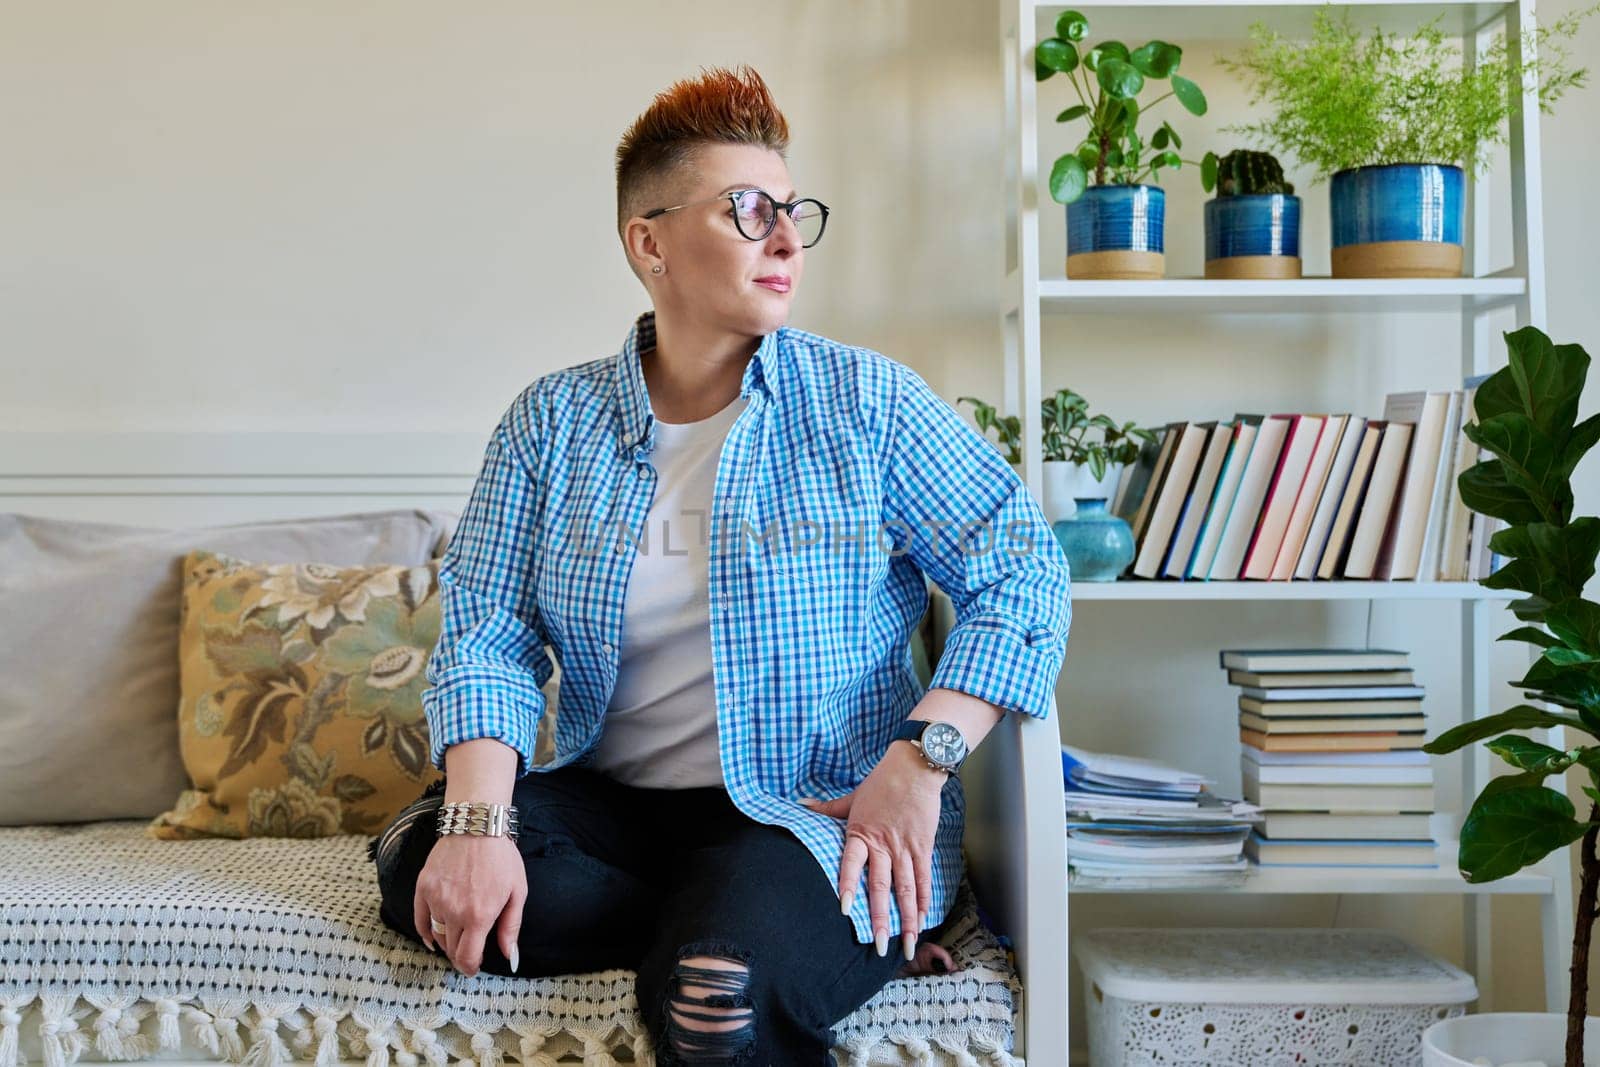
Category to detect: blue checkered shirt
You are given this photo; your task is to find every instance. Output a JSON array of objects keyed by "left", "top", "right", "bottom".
[{"left": 422, "top": 309, "right": 1071, "bottom": 944}]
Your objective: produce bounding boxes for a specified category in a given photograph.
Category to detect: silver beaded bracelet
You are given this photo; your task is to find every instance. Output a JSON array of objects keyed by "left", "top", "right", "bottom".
[{"left": 435, "top": 801, "right": 520, "bottom": 840}]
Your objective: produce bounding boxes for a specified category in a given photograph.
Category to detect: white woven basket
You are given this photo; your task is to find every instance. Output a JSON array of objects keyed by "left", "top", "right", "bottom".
[{"left": 1075, "top": 928, "right": 1477, "bottom": 1067}]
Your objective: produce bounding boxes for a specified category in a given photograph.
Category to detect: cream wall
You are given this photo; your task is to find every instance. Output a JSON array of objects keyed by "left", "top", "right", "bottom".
[{"left": 3, "top": 0, "right": 1598, "bottom": 1049}]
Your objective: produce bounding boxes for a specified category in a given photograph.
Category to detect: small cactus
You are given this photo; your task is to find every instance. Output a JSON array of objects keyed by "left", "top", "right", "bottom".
[{"left": 1202, "top": 150, "right": 1295, "bottom": 196}]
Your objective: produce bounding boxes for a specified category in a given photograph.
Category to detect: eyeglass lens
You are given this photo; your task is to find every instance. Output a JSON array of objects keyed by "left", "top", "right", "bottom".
[{"left": 732, "top": 190, "right": 825, "bottom": 247}]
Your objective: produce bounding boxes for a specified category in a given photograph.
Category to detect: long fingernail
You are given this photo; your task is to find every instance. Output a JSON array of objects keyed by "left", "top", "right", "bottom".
[
  {"left": 875, "top": 930, "right": 888, "bottom": 957},
  {"left": 902, "top": 932, "right": 915, "bottom": 961},
  {"left": 510, "top": 946, "right": 520, "bottom": 974},
  {"left": 840, "top": 891, "right": 854, "bottom": 916},
  {"left": 919, "top": 911, "right": 927, "bottom": 932}
]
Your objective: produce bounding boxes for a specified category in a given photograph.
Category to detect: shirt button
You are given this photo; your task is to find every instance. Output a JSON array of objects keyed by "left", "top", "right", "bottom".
[
  {"left": 636, "top": 466, "right": 649, "bottom": 480},
  {"left": 602, "top": 642, "right": 614, "bottom": 655}
]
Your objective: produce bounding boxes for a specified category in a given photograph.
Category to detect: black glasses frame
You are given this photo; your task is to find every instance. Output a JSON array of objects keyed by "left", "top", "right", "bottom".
[{"left": 643, "top": 188, "right": 830, "bottom": 248}]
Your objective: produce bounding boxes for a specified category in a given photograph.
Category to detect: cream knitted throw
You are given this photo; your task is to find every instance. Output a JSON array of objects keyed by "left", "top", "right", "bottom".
[{"left": 0, "top": 822, "right": 1020, "bottom": 1066}]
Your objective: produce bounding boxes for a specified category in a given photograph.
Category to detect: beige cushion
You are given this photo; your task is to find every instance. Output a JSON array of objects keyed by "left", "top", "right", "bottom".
[
  {"left": 148, "top": 550, "right": 447, "bottom": 840},
  {"left": 0, "top": 509, "right": 458, "bottom": 826}
]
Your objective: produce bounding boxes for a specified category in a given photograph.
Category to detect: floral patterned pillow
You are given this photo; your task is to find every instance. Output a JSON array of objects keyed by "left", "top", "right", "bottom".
[{"left": 148, "top": 549, "right": 443, "bottom": 839}]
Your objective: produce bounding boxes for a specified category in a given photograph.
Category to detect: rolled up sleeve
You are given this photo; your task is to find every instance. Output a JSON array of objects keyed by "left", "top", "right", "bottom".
[
  {"left": 422, "top": 398, "right": 555, "bottom": 779},
  {"left": 882, "top": 364, "right": 1071, "bottom": 721}
]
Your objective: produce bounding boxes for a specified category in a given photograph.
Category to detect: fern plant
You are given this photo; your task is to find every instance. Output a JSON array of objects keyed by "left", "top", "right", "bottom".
[{"left": 1221, "top": 6, "right": 1598, "bottom": 177}]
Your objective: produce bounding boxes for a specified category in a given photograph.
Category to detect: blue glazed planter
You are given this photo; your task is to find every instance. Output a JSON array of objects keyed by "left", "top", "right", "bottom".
[
  {"left": 1065, "top": 185, "right": 1165, "bottom": 279},
  {"left": 1329, "top": 163, "right": 1465, "bottom": 278},
  {"left": 1052, "top": 497, "right": 1134, "bottom": 581},
  {"left": 1203, "top": 194, "right": 1302, "bottom": 279}
]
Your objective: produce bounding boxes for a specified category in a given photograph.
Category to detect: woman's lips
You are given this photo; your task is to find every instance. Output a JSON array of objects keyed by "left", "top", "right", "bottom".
[{"left": 755, "top": 278, "right": 791, "bottom": 292}]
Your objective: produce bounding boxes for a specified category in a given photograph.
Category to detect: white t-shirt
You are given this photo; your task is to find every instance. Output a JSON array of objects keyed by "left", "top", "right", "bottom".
[{"left": 587, "top": 395, "right": 748, "bottom": 790}]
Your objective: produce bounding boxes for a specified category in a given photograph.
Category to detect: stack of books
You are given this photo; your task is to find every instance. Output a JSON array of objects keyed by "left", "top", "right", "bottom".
[
  {"left": 1062, "top": 743, "right": 1262, "bottom": 889},
  {"left": 1111, "top": 373, "right": 1504, "bottom": 582},
  {"left": 1220, "top": 648, "right": 1439, "bottom": 870}
]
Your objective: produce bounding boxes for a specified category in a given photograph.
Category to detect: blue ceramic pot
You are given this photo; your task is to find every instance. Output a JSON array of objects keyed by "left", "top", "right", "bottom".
[
  {"left": 1052, "top": 497, "right": 1134, "bottom": 582},
  {"left": 1203, "top": 194, "right": 1302, "bottom": 279},
  {"left": 1066, "top": 185, "right": 1165, "bottom": 279},
  {"left": 1329, "top": 163, "right": 1465, "bottom": 277}
]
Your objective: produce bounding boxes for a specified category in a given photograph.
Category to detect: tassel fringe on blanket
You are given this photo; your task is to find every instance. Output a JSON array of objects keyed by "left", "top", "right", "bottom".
[{"left": 0, "top": 992, "right": 1022, "bottom": 1067}]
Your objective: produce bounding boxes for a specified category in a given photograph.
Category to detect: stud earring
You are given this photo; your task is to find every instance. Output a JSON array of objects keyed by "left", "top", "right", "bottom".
[{"left": 651, "top": 265, "right": 664, "bottom": 274}]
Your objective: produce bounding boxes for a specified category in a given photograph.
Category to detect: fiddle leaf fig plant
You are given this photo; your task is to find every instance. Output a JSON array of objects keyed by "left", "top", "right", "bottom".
[
  {"left": 960, "top": 390, "right": 1157, "bottom": 479},
  {"left": 1421, "top": 326, "right": 1600, "bottom": 1067},
  {"left": 1034, "top": 9, "right": 1209, "bottom": 203}
]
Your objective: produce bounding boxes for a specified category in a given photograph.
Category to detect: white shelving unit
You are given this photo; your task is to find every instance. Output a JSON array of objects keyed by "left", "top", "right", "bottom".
[{"left": 998, "top": 0, "right": 1571, "bottom": 1052}]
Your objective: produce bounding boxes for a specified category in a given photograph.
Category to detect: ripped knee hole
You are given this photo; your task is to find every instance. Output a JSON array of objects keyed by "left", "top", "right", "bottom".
[{"left": 667, "top": 953, "right": 755, "bottom": 1061}]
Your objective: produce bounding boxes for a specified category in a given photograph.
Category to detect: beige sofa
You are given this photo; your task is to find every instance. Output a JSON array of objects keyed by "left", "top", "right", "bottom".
[{"left": 0, "top": 493, "right": 1066, "bottom": 1066}]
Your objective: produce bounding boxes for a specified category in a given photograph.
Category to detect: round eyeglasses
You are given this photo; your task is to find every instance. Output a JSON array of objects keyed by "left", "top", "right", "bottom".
[{"left": 643, "top": 188, "right": 829, "bottom": 248}]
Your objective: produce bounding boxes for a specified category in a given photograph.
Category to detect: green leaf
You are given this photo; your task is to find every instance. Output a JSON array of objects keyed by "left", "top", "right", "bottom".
[
  {"left": 1170, "top": 74, "right": 1207, "bottom": 115},
  {"left": 1585, "top": 785, "right": 1600, "bottom": 807},
  {"left": 1458, "top": 460, "right": 1547, "bottom": 526},
  {"left": 1076, "top": 143, "right": 1101, "bottom": 170},
  {"left": 1084, "top": 40, "right": 1130, "bottom": 72},
  {"left": 1096, "top": 57, "right": 1144, "bottom": 99},
  {"left": 1037, "top": 37, "right": 1080, "bottom": 75},
  {"left": 1504, "top": 325, "right": 1589, "bottom": 442},
  {"left": 1201, "top": 151, "right": 1218, "bottom": 192},
  {"left": 1154, "top": 150, "right": 1181, "bottom": 170},
  {"left": 1500, "top": 624, "right": 1563, "bottom": 649},
  {"left": 1056, "top": 104, "right": 1090, "bottom": 123},
  {"left": 1518, "top": 655, "right": 1600, "bottom": 709},
  {"left": 1423, "top": 704, "right": 1586, "bottom": 754},
  {"left": 1547, "top": 600, "right": 1600, "bottom": 656},
  {"left": 1161, "top": 121, "right": 1183, "bottom": 150},
  {"left": 1485, "top": 734, "right": 1570, "bottom": 772},
  {"left": 1458, "top": 784, "right": 1588, "bottom": 883},
  {"left": 1151, "top": 126, "right": 1170, "bottom": 150},
  {"left": 1466, "top": 413, "right": 1560, "bottom": 509},
  {"left": 1055, "top": 9, "right": 1089, "bottom": 42},
  {"left": 1049, "top": 154, "right": 1089, "bottom": 204},
  {"left": 1130, "top": 41, "right": 1182, "bottom": 78}
]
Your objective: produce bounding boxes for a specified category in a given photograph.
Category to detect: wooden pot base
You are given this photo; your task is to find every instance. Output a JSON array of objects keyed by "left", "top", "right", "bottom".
[
  {"left": 1332, "top": 240, "right": 1464, "bottom": 278},
  {"left": 1205, "top": 255, "right": 1303, "bottom": 280},
  {"left": 1066, "top": 250, "right": 1165, "bottom": 280}
]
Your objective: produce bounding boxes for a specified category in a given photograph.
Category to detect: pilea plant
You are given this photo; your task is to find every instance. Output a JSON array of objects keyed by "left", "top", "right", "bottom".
[
  {"left": 1033, "top": 9, "right": 1208, "bottom": 204},
  {"left": 1200, "top": 149, "right": 1295, "bottom": 196},
  {"left": 960, "top": 391, "right": 1157, "bottom": 479},
  {"left": 1420, "top": 326, "right": 1600, "bottom": 1067}
]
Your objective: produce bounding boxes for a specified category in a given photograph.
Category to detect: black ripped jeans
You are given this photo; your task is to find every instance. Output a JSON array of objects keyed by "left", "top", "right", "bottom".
[{"left": 369, "top": 764, "right": 939, "bottom": 1066}]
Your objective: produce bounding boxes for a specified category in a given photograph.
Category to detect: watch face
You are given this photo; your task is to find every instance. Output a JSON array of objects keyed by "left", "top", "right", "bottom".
[{"left": 922, "top": 722, "right": 967, "bottom": 766}]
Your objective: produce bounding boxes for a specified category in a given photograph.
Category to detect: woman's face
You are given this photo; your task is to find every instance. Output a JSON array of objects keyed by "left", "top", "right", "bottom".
[{"left": 636, "top": 143, "right": 806, "bottom": 339}]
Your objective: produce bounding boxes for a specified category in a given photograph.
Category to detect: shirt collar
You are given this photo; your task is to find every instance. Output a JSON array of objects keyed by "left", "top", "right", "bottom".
[{"left": 613, "top": 308, "right": 782, "bottom": 458}]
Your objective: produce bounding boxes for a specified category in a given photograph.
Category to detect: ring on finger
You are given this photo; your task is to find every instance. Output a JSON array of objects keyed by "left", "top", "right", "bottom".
[{"left": 430, "top": 916, "right": 447, "bottom": 936}]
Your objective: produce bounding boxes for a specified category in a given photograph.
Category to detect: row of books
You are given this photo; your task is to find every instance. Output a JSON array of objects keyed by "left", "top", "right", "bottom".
[
  {"left": 1062, "top": 743, "right": 1262, "bottom": 890},
  {"left": 1222, "top": 648, "right": 1439, "bottom": 870},
  {"left": 1112, "top": 373, "right": 1505, "bottom": 582}
]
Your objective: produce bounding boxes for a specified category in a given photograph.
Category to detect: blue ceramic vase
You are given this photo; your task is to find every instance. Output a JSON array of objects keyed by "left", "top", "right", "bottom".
[
  {"left": 1203, "top": 194, "right": 1302, "bottom": 279},
  {"left": 1066, "top": 185, "right": 1165, "bottom": 280},
  {"left": 1052, "top": 497, "right": 1134, "bottom": 581},
  {"left": 1329, "top": 163, "right": 1464, "bottom": 278}
]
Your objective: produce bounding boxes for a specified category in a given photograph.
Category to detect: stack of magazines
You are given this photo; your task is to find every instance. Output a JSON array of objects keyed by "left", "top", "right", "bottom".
[{"left": 1063, "top": 744, "right": 1262, "bottom": 890}]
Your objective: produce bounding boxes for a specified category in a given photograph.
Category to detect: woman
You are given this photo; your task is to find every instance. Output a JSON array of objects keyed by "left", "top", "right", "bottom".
[{"left": 372, "top": 64, "right": 1070, "bottom": 1065}]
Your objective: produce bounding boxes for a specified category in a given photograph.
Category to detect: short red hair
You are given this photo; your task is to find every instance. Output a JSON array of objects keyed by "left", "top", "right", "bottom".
[{"left": 615, "top": 64, "right": 791, "bottom": 238}]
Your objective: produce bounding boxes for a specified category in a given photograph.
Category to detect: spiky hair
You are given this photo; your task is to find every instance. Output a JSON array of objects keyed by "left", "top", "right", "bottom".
[{"left": 615, "top": 64, "right": 791, "bottom": 239}]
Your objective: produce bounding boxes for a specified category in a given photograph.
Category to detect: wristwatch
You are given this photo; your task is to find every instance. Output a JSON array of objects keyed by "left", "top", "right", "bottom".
[{"left": 892, "top": 720, "right": 969, "bottom": 776}]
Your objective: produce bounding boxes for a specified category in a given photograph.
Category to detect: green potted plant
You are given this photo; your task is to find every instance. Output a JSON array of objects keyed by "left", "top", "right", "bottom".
[
  {"left": 959, "top": 390, "right": 1156, "bottom": 520},
  {"left": 1034, "top": 9, "right": 1207, "bottom": 280},
  {"left": 1198, "top": 149, "right": 1301, "bottom": 279},
  {"left": 1419, "top": 326, "right": 1600, "bottom": 1066},
  {"left": 1222, "top": 8, "right": 1596, "bottom": 278}
]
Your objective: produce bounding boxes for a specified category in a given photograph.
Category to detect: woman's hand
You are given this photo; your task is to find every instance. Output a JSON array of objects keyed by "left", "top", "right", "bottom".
[
  {"left": 799, "top": 741, "right": 947, "bottom": 961},
  {"left": 413, "top": 834, "right": 526, "bottom": 977}
]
